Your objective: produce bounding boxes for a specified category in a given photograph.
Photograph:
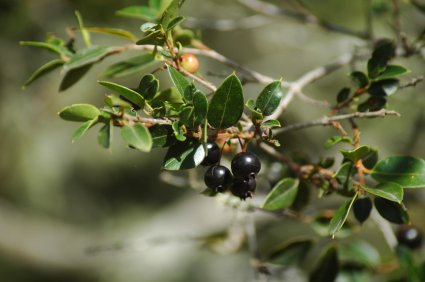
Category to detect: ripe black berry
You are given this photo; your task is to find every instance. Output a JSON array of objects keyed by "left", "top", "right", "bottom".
[
  {"left": 397, "top": 225, "right": 423, "bottom": 250},
  {"left": 230, "top": 176, "right": 256, "bottom": 200},
  {"left": 231, "top": 152, "right": 261, "bottom": 177},
  {"left": 201, "top": 141, "right": 221, "bottom": 166},
  {"left": 204, "top": 165, "right": 232, "bottom": 192}
]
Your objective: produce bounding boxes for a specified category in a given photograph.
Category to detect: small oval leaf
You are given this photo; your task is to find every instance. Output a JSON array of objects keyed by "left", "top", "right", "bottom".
[
  {"left": 262, "top": 178, "right": 299, "bottom": 211},
  {"left": 329, "top": 193, "right": 358, "bottom": 236},
  {"left": 98, "top": 80, "right": 145, "bottom": 108},
  {"left": 120, "top": 124, "right": 152, "bottom": 152},
  {"left": 324, "top": 136, "right": 352, "bottom": 149},
  {"left": 374, "top": 197, "right": 409, "bottom": 224},
  {"left": 167, "top": 66, "right": 189, "bottom": 99},
  {"left": 255, "top": 81, "right": 283, "bottom": 116},
  {"left": 59, "top": 104, "right": 100, "bottom": 122}
]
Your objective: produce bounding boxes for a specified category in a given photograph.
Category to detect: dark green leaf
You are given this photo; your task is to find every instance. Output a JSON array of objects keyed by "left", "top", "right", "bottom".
[
  {"left": 98, "top": 121, "right": 112, "bottom": 149},
  {"left": 59, "top": 64, "right": 93, "bottom": 91},
  {"left": 357, "top": 96, "right": 387, "bottom": 112},
  {"left": 335, "top": 162, "right": 354, "bottom": 193},
  {"left": 192, "top": 90, "right": 208, "bottom": 125},
  {"left": 341, "top": 145, "right": 376, "bottom": 164},
  {"left": 309, "top": 245, "right": 339, "bottom": 282},
  {"left": 368, "top": 79, "right": 399, "bottom": 96},
  {"left": 339, "top": 240, "right": 380, "bottom": 267},
  {"left": 353, "top": 197, "right": 372, "bottom": 224},
  {"left": 255, "top": 81, "right": 283, "bottom": 116},
  {"left": 149, "top": 124, "right": 176, "bottom": 148},
  {"left": 72, "top": 118, "right": 98, "bottom": 142},
  {"left": 208, "top": 73, "right": 244, "bottom": 129},
  {"left": 266, "top": 239, "right": 313, "bottom": 265},
  {"left": 262, "top": 119, "right": 281, "bottom": 128},
  {"left": 336, "top": 87, "right": 351, "bottom": 103},
  {"left": 262, "top": 178, "right": 299, "bottom": 211},
  {"left": 64, "top": 46, "right": 114, "bottom": 71},
  {"left": 350, "top": 71, "right": 369, "bottom": 88},
  {"left": 153, "top": 87, "right": 184, "bottom": 104},
  {"left": 136, "top": 30, "right": 165, "bottom": 46},
  {"left": 376, "top": 65, "right": 409, "bottom": 80},
  {"left": 160, "top": 0, "right": 184, "bottom": 27},
  {"left": 23, "top": 59, "right": 64, "bottom": 88},
  {"left": 120, "top": 124, "right": 152, "bottom": 152},
  {"left": 374, "top": 197, "right": 409, "bottom": 224},
  {"left": 59, "top": 104, "right": 100, "bottom": 122},
  {"left": 179, "top": 106, "right": 194, "bottom": 128},
  {"left": 329, "top": 193, "right": 358, "bottom": 236},
  {"left": 163, "top": 138, "right": 205, "bottom": 170},
  {"left": 101, "top": 54, "right": 161, "bottom": 78},
  {"left": 363, "top": 182, "right": 404, "bottom": 203},
  {"left": 371, "top": 156, "right": 425, "bottom": 188},
  {"left": 98, "top": 81, "right": 145, "bottom": 108},
  {"left": 167, "top": 66, "right": 189, "bottom": 99},
  {"left": 138, "top": 74, "right": 159, "bottom": 100},
  {"left": 116, "top": 6, "right": 157, "bottom": 21},
  {"left": 361, "top": 147, "right": 378, "bottom": 169},
  {"left": 166, "top": 16, "right": 185, "bottom": 30},
  {"left": 82, "top": 27, "right": 137, "bottom": 42},
  {"left": 324, "top": 136, "right": 352, "bottom": 149},
  {"left": 367, "top": 39, "right": 396, "bottom": 78}
]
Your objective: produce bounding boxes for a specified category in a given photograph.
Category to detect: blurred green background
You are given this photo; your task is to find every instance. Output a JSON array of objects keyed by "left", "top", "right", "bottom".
[{"left": 0, "top": 0, "right": 424, "bottom": 281}]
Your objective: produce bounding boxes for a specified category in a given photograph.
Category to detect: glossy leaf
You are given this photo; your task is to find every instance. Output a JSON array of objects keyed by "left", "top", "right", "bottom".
[
  {"left": 98, "top": 122, "right": 112, "bottom": 149},
  {"left": 371, "top": 156, "right": 425, "bottom": 188},
  {"left": 138, "top": 74, "right": 159, "bottom": 100},
  {"left": 339, "top": 240, "right": 380, "bottom": 267},
  {"left": 309, "top": 245, "right": 339, "bottom": 282},
  {"left": 261, "top": 119, "right": 281, "bottom": 128},
  {"left": 350, "top": 71, "right": 369, "bottom": 88},
  {"left": 101, "top": 54, "right": 160, "bottom": 78},
  {"left": 72, "top": 118, "right": 98, "bottom": 142},
  {"left": 357, "top": 96, "right": 387, "bottom": 112},
  {"left": 336, "top": 87, "right": 350, "bottom": 103},
  {"left": 374, "top": 197, "right": 409, "bottom": 224},
  {"left": 255, "top": 81, "right": 283, "bottom": 116},
  {"left": 149, "top": 124, "right": 176, "bottom": 148},
  {"left": 163, "top": 138, "right": 205, "bottom": 170},
  {"left": 64, "top": 46, "right": 114, "bottom": 71},
  {"left": 120, "top": 124, "right": 152, "bottom": 152},
  {"left": 266, "top": 239, "right": 313, "bottom": 265},
  {"left": 59, "top": 104, "right": 100, "bottom": 122},
  {"left": 167, "top": 66, "right": 189, "bottom": 99},
  {"left": 340, "top": 145, "right": 376, "bottom": 164},
  {"left": 116, "top": 6, "right": 157, "bottom": 21},
  {"left": 82, "top": 27, "right": 137, "bottom": 42},
  {"left": 329, "top": 193, "right": 358, "bottom": 236},
  {"left": 59, "top": 64, "right": 93, "bottom": 91},
  {"left": 376, "top": 65, "right": 409, "bottom": 80},
  {"left": 324, "top": 136, "right": 352, "bottom": 149},
  {"left": 23, "top": 59, "right": 64, "bottom": 88},
  {"left": 208, "top": 73, "right": 244, "bottom": 129},
  {"left": 362, "top": 182, "right": 404, "bottom": 203},
  {"left": 367, "top": 39, "right": 395, "bottom": 78},
  {"left": 98, "top": 81, "right": 145, "bottom": 108},
  {"left": 192, "top": 90, "right": 208, "bottom": 125},
  {"left": 166, "top": 16, "right": 185, "bottom": 30},
  {"left": 262, "top": 178, "right": 299, "bottom": 211},
  {"left": 353, "top": 197, "right": 372, "bottom": 224},
  {"left": 368, "top": 79, "right": 399, "bottom": 96},
  {"left": 335, "top": 162, "right": 354, "bottom": 190}
]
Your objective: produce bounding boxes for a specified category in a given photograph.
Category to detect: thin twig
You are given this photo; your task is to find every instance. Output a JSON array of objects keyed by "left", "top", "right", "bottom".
[
  {"left": 184, "top": 15, "right": 272, "bottom": 31},
  {"left": 273, "top": 109, "right": 401, "bottom": 135}
]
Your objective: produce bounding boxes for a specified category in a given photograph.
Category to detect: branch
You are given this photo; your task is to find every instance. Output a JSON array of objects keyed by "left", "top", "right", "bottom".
[
  {"left": 274, "top": 109, "right": 401, "bottom": 135},
  {"left": 184, "top": 15, "right": 272, "bottom": 31}
]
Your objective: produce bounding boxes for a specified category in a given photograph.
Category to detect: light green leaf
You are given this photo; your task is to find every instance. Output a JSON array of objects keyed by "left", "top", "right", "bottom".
[
  {"left": 81, "top": 27, "right": 137, "bottom": 42},
  {"left": 59, "top": 104, "right": 100, "bottom": 122},
  {"left": 339, "top": 240, "right": 380, "bottom": 267},
  {"left": 23, "top": 59, "right": 64, "bottom": 88},
  {"left": 98, "top": 80, "right": 145, "bottom": 108},
  {"left": 98, "top": 121, "right": 112, "bottom": 149},
  {"left": 120, "top": 124, "right": 152, "bottom": 152},
  {"left": 262, "top": 178, "right": 299, "bottom": 211},
  {"left": 262, "top": 119, "right": 281, "bottom": 128},
  {"left": 340, "top": 145, "right": 376, "bottom": 164},
  {"left": 362, "top": 182, "right": 404, "bottom": 203},
  {"left": 19, "top": 41, "right": 64, "bottom": 56},
  {"left": 116, "top": 6, "right": 157, "bottom": 21},
  {"left": 167, "top": 65, "right": 189, "bottom": 98},
  {"left": 329, "top": 193, "right": 358, "bottom": 236},
  {"left": 64, "top": 46, "right": 114, "bottom": 71},
  {"left": 75, "top": 11, "right": 91, "bottom": 47},
  {"left": 324, "top": 135, "right": 352, "bottom": 149},
  {"left": 72, "top": 118, "right": 98, "bottom": 142}
]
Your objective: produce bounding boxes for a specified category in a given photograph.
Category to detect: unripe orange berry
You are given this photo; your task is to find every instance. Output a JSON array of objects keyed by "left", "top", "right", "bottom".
[{"left": 179, "top": 53, "right": 199, "bottom": 73}]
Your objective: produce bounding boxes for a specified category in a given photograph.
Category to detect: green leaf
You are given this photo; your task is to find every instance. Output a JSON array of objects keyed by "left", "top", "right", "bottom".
[
  {"left": 262, "top": 178, "right": 299, "bottom": 211},
  {"left": 101, "top": 54, "right": 160, "bottom": 78},
  {"left": 374, "top": 197, "right": 409, "bottom": 224},
  {"left": 72, "top": 118, "right": 98, "bottom": 142},
  {"left": 208, "top": 73, "right": 244, "bottom": 129},
  {"left": 59, "top": 64, "right": 93, "bottom": 91},
  {"left": 363, "top": 182, "right": 403, "bottom": 203},
  {"left": 367, "top": 39, "right": 396, "bottom": 78},
  {"left": 266, "top": 239, "right": 313, "bottom": 265},
  {"left": 335, "top": 162, "right": 354, "bottom": 189},
  {"left": 64, "top": 46, "right": 114, "bottom": 71},
  {"left": 255, "top": 81, "right": 283, "bottom": 116},
  {"left": 350, "top": 71, "right": 369, "bottom": 88},
  {"left": 19, "top": 41, "right": 64, "bottom": 56},
  {"left": 163, "top": 138, "right": 205, "bottom": 170},
  {"left": 149, "top": 124, "right": 176, "bottom": 148},
  {"left": 166, "top": 16, "right": 186, "bottom": 30},
  {"left": 75, "top": 11, "right": 91, "bottom": 48},
  {"left": 324, "top": 136, "right": 352, "bottom": 149},
  {"left": 245, "top": 99, "right": 263, "bottom": 117},
  {"left": 397, "top": 245, "right": 423, "bottom": 282},
  {"left": 140, "top": 22, "right": 158, "bottom": 32},
  {"left": 167, "top": 66, "right": 189, "bottom": 99},
  {"left": 116, "top": 6, "right": 157, "bottom": 21},
  {"left": 82, "top": 27, "right": 137, "bottom": 42},
  {"left": 309, "top": 245, "right": 339, "bottom": 282},
  {"left": 136, "top": 30, "right": 165, "bottom": 45},
  {"left": 23, "top": 59, "right": 64, "bottom": 88},
  {"left": 339, "top": 240, "right": 380, "bottom": 267},
  {"left": 368, "top": 79, "right": 399, "bottom": 96},
  {"left": 171, "top": 121, "right": 186, "bottom": 141},
  {"left": 59, "top": 104, "right": 100, "bottom": 122},
  {"left": 160, "top": 0, "right": 183, "bottom": 27},
  {"left": 98, "top": 81, "right": 145, "bottom": 108},
  {"left": 353, "top": 197, "right": 372, "bottom": 224},
  {"left": 120, "top": 124, "right": 152, "bottom": 152},
  {"left": 138, "top": 74, "right": 159, "bottom": 100},
  {"left": 357, "top": 96, "right": 387, "bottom": 112},
  {"left": 376, "top": 65, "right": 410, "bottom": 80},
  {"left": 329, "top": 193, "right": 358, "bottom": 236},
  {"left": 371, "top": 156, "right": 425, "bottom": 188},
  {"left": 104, "top": 95, "right": 132, "bottom": 108},
  {"left": 261, "top": 119, "right": 281, "bottom": 128},
  {"left": 340, "top": 145, "right": 376, "bottom": 164},
  {"left": 336, "top": 87, "right": 351, "bottom": 103},
  {"left": 192, "top": 90, "right": 208, "bottom": 126},
  {"left": 98, "top": 121, "right": 112, "bottom": 149},
  {"left": 153, "top": 87, "right": 184, "bottom": 104}
]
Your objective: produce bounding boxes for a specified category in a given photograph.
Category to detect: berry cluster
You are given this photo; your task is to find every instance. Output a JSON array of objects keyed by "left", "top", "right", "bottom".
[{"left": 202, "top": 141, "right": 261, "bottom": 200}]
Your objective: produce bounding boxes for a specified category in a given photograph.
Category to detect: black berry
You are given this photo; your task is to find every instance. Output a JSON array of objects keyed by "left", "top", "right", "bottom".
[
  {"left": 397, "top": 225, "right": 423, "bottom": 250},
  {"left": 231, "top": 152, "right": 261, "bottom": 177},
  {"left": 204, "top": 165, "right": 232, "bottom": 192},
  {"left": 201, "top": 141, "right": 221, "bottom": 166},
  {"left": 230, "top": 176, "right": 256, "bottom": 200}
]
